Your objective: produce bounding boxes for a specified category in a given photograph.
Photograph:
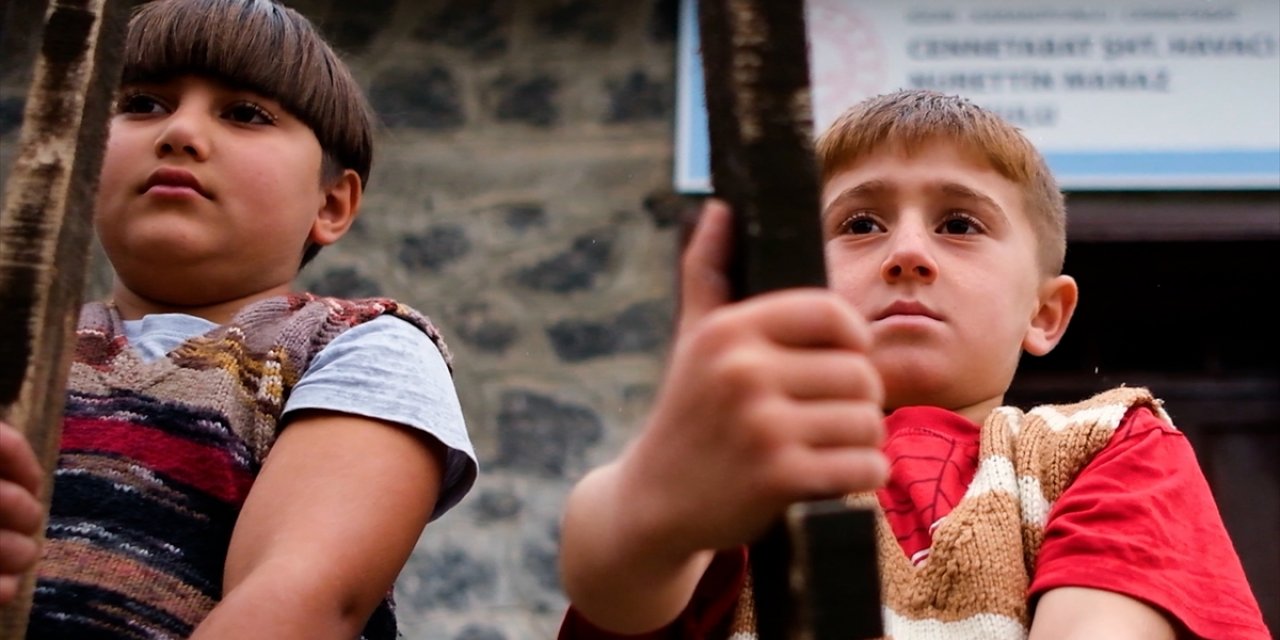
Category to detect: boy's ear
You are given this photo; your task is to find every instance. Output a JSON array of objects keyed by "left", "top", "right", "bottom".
[
  {"left": 1023, "top": 274, "right": 1078, "bottom": 356},
  {"left": 309, "top": 169, "right": 362, "bottom": 247}
]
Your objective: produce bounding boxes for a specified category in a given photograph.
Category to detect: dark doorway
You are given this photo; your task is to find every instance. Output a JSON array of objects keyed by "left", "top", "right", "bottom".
[{"left": 1009, "top": 238, "right": 1280, "bottom": 631}]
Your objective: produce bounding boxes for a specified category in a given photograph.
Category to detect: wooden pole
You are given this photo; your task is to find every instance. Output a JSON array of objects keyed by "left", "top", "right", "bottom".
[
  {"left": 695, "top": 0, "right": 826, "bottom": 299},
  {"left": 0, "top": 0, "right": 133, "bottom": 636},
  {"left": 694, "top": 0, "right": 882, "bottom": 637}
]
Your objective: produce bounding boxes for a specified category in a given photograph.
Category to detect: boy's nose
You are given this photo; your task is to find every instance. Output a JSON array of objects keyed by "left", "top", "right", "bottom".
[
  {"left": 881, "top": 228, "right": 938, "bottom": 283},
  {"left": 153, "top": 112, "right": 210, "bottom": 160}
]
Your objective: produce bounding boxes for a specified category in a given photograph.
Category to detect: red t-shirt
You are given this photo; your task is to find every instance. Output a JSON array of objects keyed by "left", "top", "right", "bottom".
[{"left": 559, "top": 405, "right": 1270, "bottom": 639}]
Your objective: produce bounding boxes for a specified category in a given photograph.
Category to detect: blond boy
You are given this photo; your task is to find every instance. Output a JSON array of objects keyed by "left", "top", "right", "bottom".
[{"left": 557, "top": 90, "right": 1268, "bottom": 639}]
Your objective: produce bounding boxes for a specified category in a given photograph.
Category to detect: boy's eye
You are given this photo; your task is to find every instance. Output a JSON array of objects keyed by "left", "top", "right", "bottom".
[
  {"left": 117, "top": 92, "right": 166, "bottom": 115},
  {"left": 223, "top": 102, "right": 276, "bottom": 125},
  {"left": 839, "top": 213, "right": 885, "bottom": 235},
  {"left": 937, "top": 213, "right": 983, "bottom": 235}
]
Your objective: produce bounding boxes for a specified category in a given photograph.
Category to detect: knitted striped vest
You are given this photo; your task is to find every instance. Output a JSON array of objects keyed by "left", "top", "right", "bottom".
[
  {"left": 29, "top": 294, "right": 449, "bottom": 640},
  {"left": 729, "top": 387, "right": 1170, "bottom": 640}
]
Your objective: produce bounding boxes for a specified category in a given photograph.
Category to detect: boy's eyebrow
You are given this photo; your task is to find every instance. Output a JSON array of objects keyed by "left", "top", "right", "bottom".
[
  {"left": 822, "top": 180, "right": 1008, "bottom": 221},
  {"left": 822, "top": 180, "right": 887, "bottom": 217},
  {"left": 938, "top": 182, "right": 1005, "bottom": 216}
]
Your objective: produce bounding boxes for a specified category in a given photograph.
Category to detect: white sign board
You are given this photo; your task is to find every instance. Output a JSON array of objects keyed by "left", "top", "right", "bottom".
[{"left": 676, "top": 0, "right": 1280, "bottom": 191}]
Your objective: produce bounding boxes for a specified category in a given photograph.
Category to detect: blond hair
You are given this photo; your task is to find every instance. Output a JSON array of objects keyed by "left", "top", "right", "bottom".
[{"left": 816, "top": 90, "right": 1066, "bottom": 274}]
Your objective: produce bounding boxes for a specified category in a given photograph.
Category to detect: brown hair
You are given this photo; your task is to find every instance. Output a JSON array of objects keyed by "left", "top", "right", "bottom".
[
  {"left": 816, "top": 90, "right": 1066, "bottom": 275},
  {"left": 121, "top": 0, "right": 374, "bottom": 267}
]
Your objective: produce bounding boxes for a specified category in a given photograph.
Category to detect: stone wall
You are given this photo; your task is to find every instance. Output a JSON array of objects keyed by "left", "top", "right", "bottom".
[{"left": 1, "top": 1, "right": 693, "bottom": 638}]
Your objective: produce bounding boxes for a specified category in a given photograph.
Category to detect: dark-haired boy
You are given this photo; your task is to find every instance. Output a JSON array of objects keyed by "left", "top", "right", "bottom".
[{"left": 11, "top": 1, "right": 476, "bottom": 638}]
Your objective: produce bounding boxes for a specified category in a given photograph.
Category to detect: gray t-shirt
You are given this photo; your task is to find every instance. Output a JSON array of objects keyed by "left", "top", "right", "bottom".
[{"left": 122, "top": 313, "right": 476, "bottom": 519}]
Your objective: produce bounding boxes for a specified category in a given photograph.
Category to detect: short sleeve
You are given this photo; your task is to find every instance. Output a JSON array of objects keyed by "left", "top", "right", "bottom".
[
  {"left": 283, "top": 314, "right": 477, "bottom": 520},
  {"left": 1029, "top": 407, "right": 1269, "bottom": 639}
]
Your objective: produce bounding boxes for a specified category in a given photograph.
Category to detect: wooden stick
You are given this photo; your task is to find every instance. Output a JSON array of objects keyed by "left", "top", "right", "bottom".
[
  {"left": 694, "top": 0, "right": 826, "bottom": 299},
  {"left": 0, "top": 0, "right": 133, "bottom": 636},
  {"left": 694, "top": 1, "right": 882, "bottom": 638},
  {"left": 786, "top": 499, "right": 882, "bottom": 640}
]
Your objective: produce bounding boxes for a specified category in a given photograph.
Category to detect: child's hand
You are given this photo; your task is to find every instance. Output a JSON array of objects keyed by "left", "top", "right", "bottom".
[
  {"left": 617, "top": 199, "right": 889, "bottom": 556},
  {"left": 558, "top": 201, "right": 889, "bottom": 632},
  {"left": 0, "top": 419, "right": 44, "bottom": 604}
]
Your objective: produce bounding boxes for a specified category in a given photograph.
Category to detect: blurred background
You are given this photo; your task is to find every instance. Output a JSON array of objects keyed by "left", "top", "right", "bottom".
[{"left": 2, "top": 1, "right": 1276, "bottom": 638}]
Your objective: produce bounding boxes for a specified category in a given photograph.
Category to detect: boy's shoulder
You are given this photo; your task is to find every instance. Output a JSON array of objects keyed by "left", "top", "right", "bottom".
[
  {"left": 1019, "top": 385, "right": 1172, "bottom": 434},
  {"left": 256, "top": 293, "right": 451, "bottom": 359},
  {"left": 285, "top": 293, "right": 454, "bottom": 368},
  {"left": 262, "top": 292, "right": 422, "bottom": 321},
  {"left": 997, "top": 385, "right": 1176, "bottom": 502},
  {"left": 76, "top": 295, "right": 451, "bottom": 369},
  {"left": 1005, "top": 385, "right": 1174, "bottom": 457},
  {"left": 232, "top": 293, "right": 437, "bottom": 333}
]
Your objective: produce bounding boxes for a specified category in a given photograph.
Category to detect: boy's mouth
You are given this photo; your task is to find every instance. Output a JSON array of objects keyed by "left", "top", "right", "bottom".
[
  {"left": 874, "top": 300, "right": 942, "bottom": 321},
  {"left": 143, "top": 167, "right": 211, "bottom": 199}
]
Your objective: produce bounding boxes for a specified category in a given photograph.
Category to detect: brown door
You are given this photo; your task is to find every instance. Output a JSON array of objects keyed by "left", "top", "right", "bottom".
[{"left": 1009, "top": 238, "right": 1280, "bottom": 632}]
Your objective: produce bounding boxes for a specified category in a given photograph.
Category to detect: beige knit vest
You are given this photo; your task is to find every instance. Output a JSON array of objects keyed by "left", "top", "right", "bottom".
[{"left": 729, "top": 387, "right": 1170, "bottom": 640}]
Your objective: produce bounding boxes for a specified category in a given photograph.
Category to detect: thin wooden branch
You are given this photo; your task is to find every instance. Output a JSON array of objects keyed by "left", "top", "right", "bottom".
[
  {"left": 694, "top": 0, "right": 882, "bottom": 637},
  {"left": 695, "top": 0, "right": 826, "bottom": 299},
  {"left": 0, "top": 0, "right": 133, "bottom": 636}
]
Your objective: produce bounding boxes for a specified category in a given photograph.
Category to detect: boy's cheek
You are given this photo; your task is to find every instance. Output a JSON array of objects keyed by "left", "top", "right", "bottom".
[{"left": 825, "top": 256, "right": 873, "bottom": 298}]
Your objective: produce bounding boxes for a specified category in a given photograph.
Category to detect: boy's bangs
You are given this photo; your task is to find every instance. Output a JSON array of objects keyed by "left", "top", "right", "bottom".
[
  {"left": 121, "top": 0, "right": 371, "bottom": 183},
  {"left": 818, "top": 96, "right": 1032, "bottom": 185}
]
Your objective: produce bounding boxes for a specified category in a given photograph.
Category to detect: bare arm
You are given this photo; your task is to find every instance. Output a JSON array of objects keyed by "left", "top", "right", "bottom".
[
  {"left": 559, "top": 202, "right": 888, "bottom": 633},
  {"left": 189, "top": 410, "right": 446, "bottom": 640},
  {"left": 1030, "top": 587, "right": 1177, "bottom": 640},
  {"left": 560, "top": 460, "right": 717, "bottom": 632}
]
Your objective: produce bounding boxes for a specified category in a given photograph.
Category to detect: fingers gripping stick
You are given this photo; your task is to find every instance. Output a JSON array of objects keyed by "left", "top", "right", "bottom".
[
  {"left": 694, "top": 0, "right": 883, "bottom": 638},
  {"left": 0, "top": 0, "right": 136, "bottom": 636}
]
